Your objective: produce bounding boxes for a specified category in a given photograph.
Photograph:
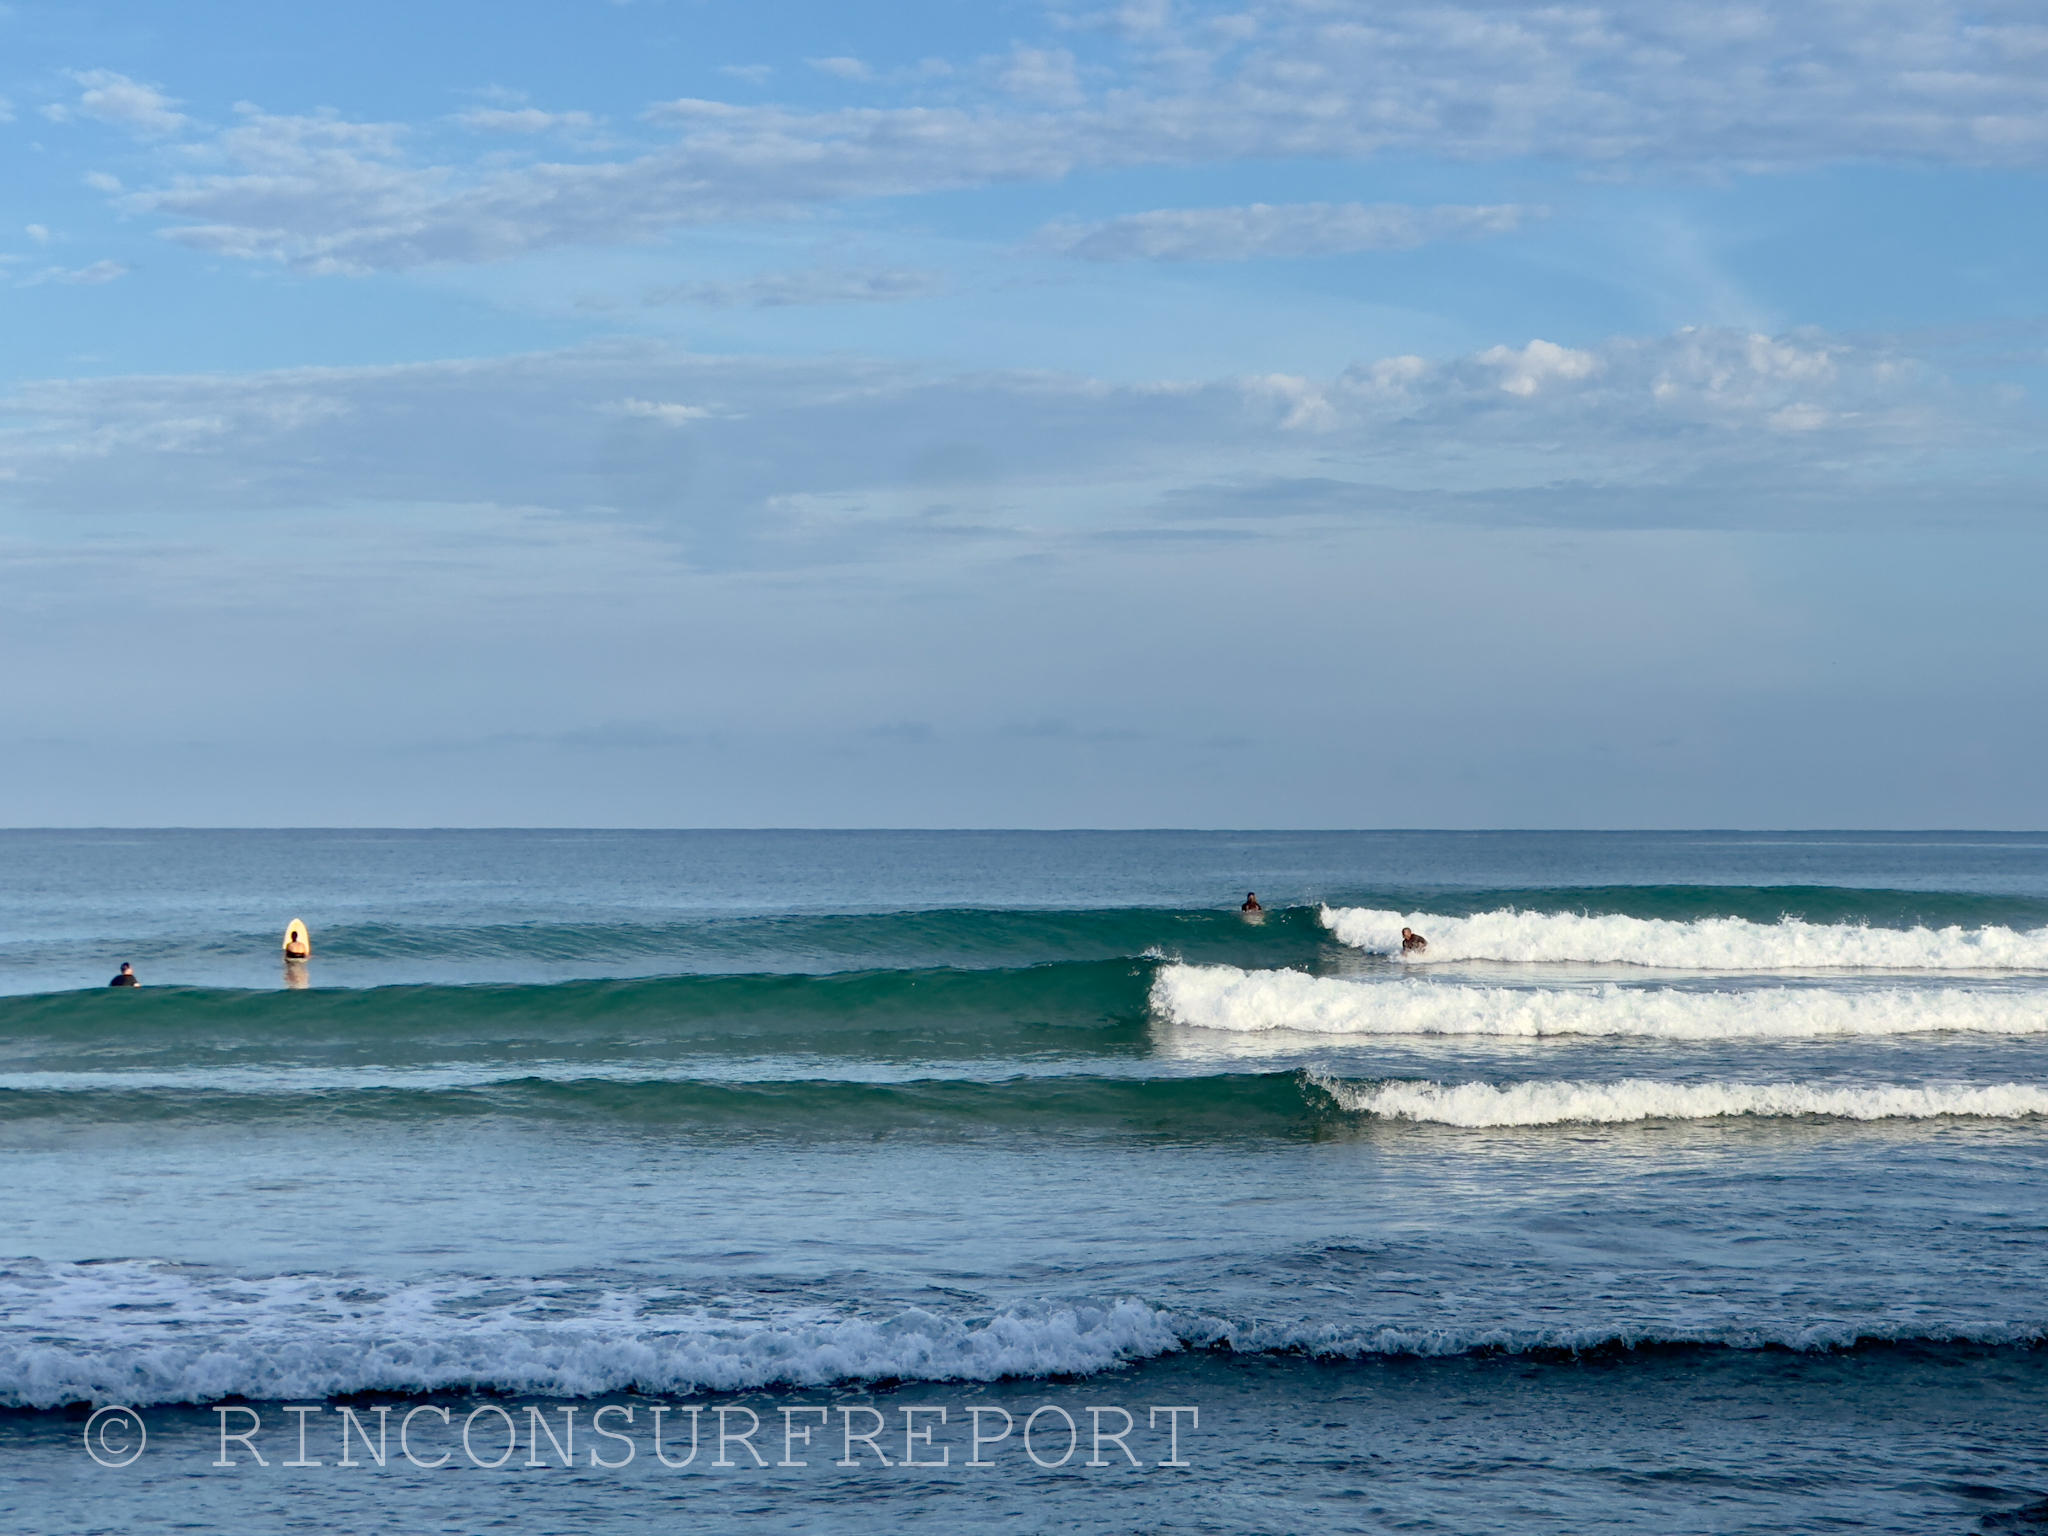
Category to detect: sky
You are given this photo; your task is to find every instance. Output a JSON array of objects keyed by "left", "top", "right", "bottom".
[{"left": 2, "top": 0, "right": 2045, "bottom": 828}]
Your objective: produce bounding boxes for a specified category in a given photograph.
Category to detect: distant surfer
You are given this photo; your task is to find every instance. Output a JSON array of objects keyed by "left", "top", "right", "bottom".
[
  {"left": 283, "top": 920, "right": 311, "bottom": 961},
  {"left": 1400, "top": 928, "right": 1427, "bottom": 954},
  {"left": 1241, "top": 892, "right": 1263, "bottom": 913},
  {"left": 108, "top": 962, "right": 139, "bottom": 987}
]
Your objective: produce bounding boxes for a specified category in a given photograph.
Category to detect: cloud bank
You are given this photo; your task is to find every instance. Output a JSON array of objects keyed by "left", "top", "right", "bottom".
[
  {"left": 41, "top": 1, "right": 2048, "bottom": 272},
  {"left": 1, "top": 324, "right": 2027, "bottom": 572}
]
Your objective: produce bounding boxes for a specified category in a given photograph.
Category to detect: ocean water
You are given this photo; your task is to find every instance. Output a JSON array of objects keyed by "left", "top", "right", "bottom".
[{"left": 5, "top": 829, "right": 2048, "bottom": 1533}]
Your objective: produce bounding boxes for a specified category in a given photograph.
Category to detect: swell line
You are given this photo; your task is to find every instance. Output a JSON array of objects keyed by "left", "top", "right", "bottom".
[
  {"left": 0, "top": 959, "right": 1158, "bottom": 1066},
  {"left": 5, "top": 1256, "right": 2044, "bottom": 1410}
]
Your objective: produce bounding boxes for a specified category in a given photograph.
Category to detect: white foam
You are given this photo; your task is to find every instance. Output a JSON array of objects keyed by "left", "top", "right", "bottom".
[
  {"left": 0, "top": 1261, "right": 1182, "bottom": 1410},
  {"left": 1320, "top": 905, "right": 2048, "bottom": 971},
  {"left": 1151, "top": 962, "right": 2048, "bottom": 1040},
  {"left": 5, "top": 1258, "right": 2042, "bottom": 1405},
  {"left": 1313, "top": 1072, "right": 2048, "bottom": 1126},
  {"left": 1178, "top": 1313, "right": 2048, "bottom": 1358}
]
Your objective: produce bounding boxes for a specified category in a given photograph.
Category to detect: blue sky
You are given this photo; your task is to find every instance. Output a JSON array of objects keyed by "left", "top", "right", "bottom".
[{"left": 3, "top": 0, "right": 2045, "bottom": 827}]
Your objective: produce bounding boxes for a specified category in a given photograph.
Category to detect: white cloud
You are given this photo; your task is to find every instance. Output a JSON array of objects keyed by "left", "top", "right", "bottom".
[
  {"left": 645, "top": 267, "right": 944, "bottom": 308},
  {"left": 720, "top": 65, "right": 773, "bottom": 84},
  {"left": 65, "top": 69, "right": 187, "bottom": 136},
  {"left": 83, "top": 172, "right": 122, "bottom": 192},
  {"left": 20, "top": 259, "right": 130, "bottom": 287},
  {"left": 1768, "top": 402, "right": 1831, "bottom": 432},
  {"left": 1045, "top": 201, "right": 1534, "bottom": 260},
  {"left": 998, "top": 46, "right": 1084, "bottom": 106},
  {"left": 122, "top": 97, "right": 1084, "bottom": 271},
  {"left": 453, "top": 107, "right": 597, "bottom": 133},
  {"left": 26, "top": 224, "right": 49, "bottom": 244},
  {"left": 97, "top": 3, "right": 2048, "bottom": 271},
  {"left": 64, "top": 259, "right": 129, "bottom": 284},
  {"left": 1246, "top": 374, "right": 1340, "bottom": 431},
  {"left": 610, "top": 397, "right": 719, "bottom": 423},
  {"left": 1478, "top": 340, "right": 1601, "bottom": 397},
  {"left": 807, "top": 56, "right": 872, "bottom": 81}
]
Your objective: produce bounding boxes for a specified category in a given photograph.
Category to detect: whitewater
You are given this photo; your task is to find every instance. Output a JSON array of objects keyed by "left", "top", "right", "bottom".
[
  {"left": 1320, "top": 903, "right": 2048, "bottom": 969},
  {"left": 1315, "top": 1072, "right": 2048, "bottom": 1126},
  {"left": 1151, "top": 961, "right": 2048, "bottom": 1039}
]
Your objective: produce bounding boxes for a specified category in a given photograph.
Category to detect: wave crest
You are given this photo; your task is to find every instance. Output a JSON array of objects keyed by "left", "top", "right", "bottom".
[
  {"left": 1151, "top": 962, "right": 2048, "bottom": 1040},
  {"left": 0, "top": 1261, "right": 1181, "bottom": 1410},
  {"left": 1320, "top": 905, "right": 2048, "bottom": 971},
  {"left": 1314, "top": 1072, "right": 2048, "bottom": 1126}
]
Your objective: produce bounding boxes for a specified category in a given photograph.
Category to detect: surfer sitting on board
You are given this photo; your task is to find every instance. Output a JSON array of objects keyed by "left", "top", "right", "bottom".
[
  {"left": 108, "top": 962, "right": 138, "bottom": 987},
  {"left": 1241, "top": 892, "right": 1263, "bottom": 912},
  {"left": 1400, "top": 928, "right": 1427, "bottom": 953}
]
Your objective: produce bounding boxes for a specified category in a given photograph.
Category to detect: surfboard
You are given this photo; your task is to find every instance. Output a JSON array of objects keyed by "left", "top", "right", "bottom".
[{"left": 282, "top": 919, "right": 311, "bottom": 959}]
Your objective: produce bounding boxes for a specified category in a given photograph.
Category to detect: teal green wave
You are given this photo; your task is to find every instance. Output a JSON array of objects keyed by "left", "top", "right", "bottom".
[{"left": 0, "top": 1069, "right": 1351, "bottom": 1140}]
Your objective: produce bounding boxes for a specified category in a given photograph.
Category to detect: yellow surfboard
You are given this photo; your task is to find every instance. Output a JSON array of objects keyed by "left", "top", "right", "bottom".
[{"left": 282, "top": 919, "right": 311, "bottom": 960}]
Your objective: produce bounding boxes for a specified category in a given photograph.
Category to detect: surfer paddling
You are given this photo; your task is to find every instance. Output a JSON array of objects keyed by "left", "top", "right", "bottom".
[
  {"left": 1241, "top": 892, "right": 1263, "bottom": 912},
  {"left": 1401, "top": 927, "right": 1427, "bottom": 954},
  {"left": 108, "top": 962, "right": 138, "bottom": 987}
]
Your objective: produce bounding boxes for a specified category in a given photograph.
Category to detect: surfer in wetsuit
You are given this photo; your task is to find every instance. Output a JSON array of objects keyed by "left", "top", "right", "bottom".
[
  {"left": 1400, "top": 928, "right": 1427, "bottom": 953},
  {"left": 108, "top": 962, "right": 138, "bottom": 987},
  {"left": 1241, "top": 892, "right": 1263, "bottom": 912}
]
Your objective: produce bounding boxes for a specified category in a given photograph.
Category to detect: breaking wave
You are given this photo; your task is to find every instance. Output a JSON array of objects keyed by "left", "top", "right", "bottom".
[
  {"left": 1314, "top": 1072, "right": 2048, "bottom": 1126},
  {"left": 1151, "top": 963, "right": 2048, "bottom": 1040},
  {"left": 1320, "top": 905, "right": 2048, "bottom": 971},
  {"left": 0, "top": 1261, "right": 1181, "bottom": 1410},
  {"left": 6, "top": 1258, "right": 2045, "bottom": 1409}
]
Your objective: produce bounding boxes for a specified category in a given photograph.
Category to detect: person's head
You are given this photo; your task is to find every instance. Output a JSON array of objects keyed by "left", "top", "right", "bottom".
[
  {"left": 1246, "top": 892, "right": 1256, "bottom": 900},
  {"left": 1401, "top": 929, "right": 1413, "bottom": 938},
  {"left": 118, "top": 962, "right": 133, "bottom": 974}
]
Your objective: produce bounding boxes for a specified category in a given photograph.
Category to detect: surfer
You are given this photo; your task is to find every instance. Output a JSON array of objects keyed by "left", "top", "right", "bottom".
[
  {"left": 108, "top": 962, "right": 139, "bottom": 987},
  {"left": 283, "top": 921, "right": 311, "bottom": 961},
  {"left": 1400, "top": 928, "right": 1427, "bottom": 954},
  {"left": 1241, "top": 892, "right": 1263, "bottom": 912}
]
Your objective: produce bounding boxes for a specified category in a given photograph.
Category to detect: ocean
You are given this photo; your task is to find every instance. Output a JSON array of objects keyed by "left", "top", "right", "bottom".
[{"left": 4, "top": 828, "right": 2048, "bottom": 1533}]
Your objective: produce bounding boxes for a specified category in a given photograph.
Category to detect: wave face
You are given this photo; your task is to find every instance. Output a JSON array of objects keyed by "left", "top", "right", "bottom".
[
  {"left": 309, "top": 906, "right": 1324, "bottom": 970},
  {"left": 0, "top": 904, "right": 1329, "bottom": 998},
  {"left": 0, "top": 1071, "right": 1343, "bottom": 1139},
  {"left": 0, "top": 960, "right": 1159, "bottom": 1070},
  {"left": 1316, "top": 1073, "right": 2048, "bottom": 1126},
  {"left": 1151, "top": 963, "right": 2048, "bottom": 1040},
  {"left": 1320, "top": 905, "right": 2048, "bottom": 970}
]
